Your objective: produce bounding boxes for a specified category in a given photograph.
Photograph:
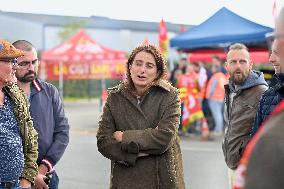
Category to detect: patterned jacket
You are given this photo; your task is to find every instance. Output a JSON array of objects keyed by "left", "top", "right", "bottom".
[{"left": 4, "top": 84, "right": 38, "bottom": 184}]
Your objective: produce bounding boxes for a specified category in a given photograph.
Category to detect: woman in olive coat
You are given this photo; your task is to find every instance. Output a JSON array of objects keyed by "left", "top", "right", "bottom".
[{"left": 97, "top": 44, "right": 185, "bottom": 189}]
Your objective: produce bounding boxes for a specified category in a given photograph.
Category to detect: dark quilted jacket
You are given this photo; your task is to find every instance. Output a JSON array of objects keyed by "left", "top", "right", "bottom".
[{"left": 251, "top": 74, "right": 284, "bottom": 136}]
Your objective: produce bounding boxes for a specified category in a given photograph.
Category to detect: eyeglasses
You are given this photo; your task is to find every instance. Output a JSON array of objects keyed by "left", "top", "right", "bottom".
[
  {"left": 18, "top": 59, "right": 39, "bottom": 69},
  {"left": 0, "top": 58, "right": 18, "bottom": 66}
]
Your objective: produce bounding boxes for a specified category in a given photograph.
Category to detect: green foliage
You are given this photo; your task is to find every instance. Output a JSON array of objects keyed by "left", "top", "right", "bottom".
[{"left": 58, "top": 20, "right": 86, "bottom": 42}]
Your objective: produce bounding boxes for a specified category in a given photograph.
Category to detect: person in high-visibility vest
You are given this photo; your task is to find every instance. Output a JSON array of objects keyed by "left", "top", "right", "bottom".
[
  {"left": 176, "top": 69, "right": 189, "bottom": 133},
  {"left": 205, "top": 63, "right": 227, "bottom": 136},
  {"left": 178, "top": 64, "right": 204, "bottom": 134}
]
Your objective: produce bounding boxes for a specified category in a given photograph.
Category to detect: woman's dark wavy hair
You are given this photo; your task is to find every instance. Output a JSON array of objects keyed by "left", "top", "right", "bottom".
[{"left": 125, "top": 44, "right": 168, "bottom": 87}]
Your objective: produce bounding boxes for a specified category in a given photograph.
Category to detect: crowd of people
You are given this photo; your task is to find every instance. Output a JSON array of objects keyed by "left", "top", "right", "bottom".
[
  {"left": 0, "top": 5, "right": 284, "bottom": 189},
  {"left": 169, "top": 54, "right": 228, "bottom": 138}
]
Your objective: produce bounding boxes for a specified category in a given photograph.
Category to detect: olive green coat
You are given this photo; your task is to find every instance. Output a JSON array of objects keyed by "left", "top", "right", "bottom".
[
  {"left": 97, "top": 80, "right": 185, "bottom": 189},
  {"left": 4, "top": 84, "right": 38, "bottom": 184}
]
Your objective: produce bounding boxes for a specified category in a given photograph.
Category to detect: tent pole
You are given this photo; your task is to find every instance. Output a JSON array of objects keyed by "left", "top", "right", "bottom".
[
  {"left": 100, "top": 78, "right": 106, "bottom": 112},
  {"left": 101, "top": 78, "right": 106, "bottom": 90},
  {"left": 59, "top": 61, "right": 64, "bottom": 100}
]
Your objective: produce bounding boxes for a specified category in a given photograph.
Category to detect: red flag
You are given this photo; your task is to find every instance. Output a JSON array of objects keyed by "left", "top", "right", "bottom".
[
  {"left": 140, "top": 38, "right": 155, "bottom": 46},
  {"left": 179, "top": 24, "right": 186, "bottom": 33},
  {"left": 142, "top": 38, "right": 150, "bottom": 45},
  {"left": 158, "top": 19, "right": 169, "bottom": 59}
]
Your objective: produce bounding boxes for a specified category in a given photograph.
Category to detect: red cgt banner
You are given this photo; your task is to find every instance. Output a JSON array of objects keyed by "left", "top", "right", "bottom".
[{"left": 45, "top": 61, "right": 126, "bottom": 80}]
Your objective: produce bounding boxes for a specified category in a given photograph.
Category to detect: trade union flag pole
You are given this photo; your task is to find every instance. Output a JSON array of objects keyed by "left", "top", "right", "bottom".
[{"left": 158, "top": 19, "right": 169, "bottom": 60}]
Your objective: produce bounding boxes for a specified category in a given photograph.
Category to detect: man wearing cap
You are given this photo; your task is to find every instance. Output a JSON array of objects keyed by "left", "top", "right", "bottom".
[
  {"left": 0, "top": 39, "right": 38, "bottom": 189},
  {"left": 13, "top": 40, "right": 69, "bottom": 189}
]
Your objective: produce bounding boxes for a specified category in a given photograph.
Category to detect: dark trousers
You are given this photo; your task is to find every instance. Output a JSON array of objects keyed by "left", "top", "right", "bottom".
[
  {"left": 178, "top": 102, "right": 184, "bottom": 131},
  {"left": 48, "top": 172, "right": 59, "bottom": 189}
]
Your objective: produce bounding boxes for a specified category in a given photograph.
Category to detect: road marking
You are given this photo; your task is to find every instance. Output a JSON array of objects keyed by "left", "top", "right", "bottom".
[
  {"left": 70, "top": 128, "right": 97, "bottom": 135},
  {"left": 181, "top": 146, "right": 222, "bottom": 153}
]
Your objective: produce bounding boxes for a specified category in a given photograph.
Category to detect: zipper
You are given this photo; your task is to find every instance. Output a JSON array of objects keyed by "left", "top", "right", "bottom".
[
  {"left": 137, "top": 96, "right": 141, "bottom": 105},
  {"left": 224, "top": 92, "right": 234, "bottom": 161},
  {"left": 227, "top": 92, "right": 238, "bottom": 135},
  {"left": 136, "top": 89, "right": 151, "bottom": 105},
  {"left": 225, "top": 92, "right": 239, "bottom": 162}
]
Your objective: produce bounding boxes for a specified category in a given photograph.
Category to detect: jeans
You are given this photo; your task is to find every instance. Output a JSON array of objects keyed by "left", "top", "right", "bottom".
[
  {"left": 0, "top": 186, "right": 31, "bottom": 189},
  {"left": 48, "top": 171, "right": 59, "bottom": 189},
  {"left": 208, "top": 100, "right": 224, "bottom": 132},
  {"left": 0, "top": 172, "right": 59, "bottom": 189}
]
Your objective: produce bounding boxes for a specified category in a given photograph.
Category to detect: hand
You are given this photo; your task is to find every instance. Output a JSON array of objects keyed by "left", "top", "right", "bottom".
[
  {"left": 38, "top": 164, "right": 48, "bottom": 175},
  {"left": 113, "top": 131, "right": 123, "bottom": 142},
  {"left": 19, "top": 178, "right": 31, "bottom": 188},
  {"left": 32, "top": 174, "right": 49, "bottom": 189}
]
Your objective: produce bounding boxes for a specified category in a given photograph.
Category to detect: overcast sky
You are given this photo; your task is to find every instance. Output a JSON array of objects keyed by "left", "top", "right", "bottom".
[{"left": 0, "top": 0, "right": 283, "bottom": 27}]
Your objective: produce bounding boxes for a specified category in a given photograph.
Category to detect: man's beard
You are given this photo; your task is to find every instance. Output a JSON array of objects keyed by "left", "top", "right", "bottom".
[
  {"left": 17, "top": 71, "right": 37, "bottom": 83},
  {"left": 230, "top": 69, "right": 249, "bottom": 85}
]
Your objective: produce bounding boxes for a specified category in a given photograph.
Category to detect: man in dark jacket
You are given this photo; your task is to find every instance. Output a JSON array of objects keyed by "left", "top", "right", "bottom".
[
  {"left": 13, "top": 40, "right": 70, "bottom": 189},
  {"left": 222, "top": 43, "right": 268, "bottom": 188},
  {"left": 251, "top": 38, "right": 284, "bottom": 136},
  {"left": 243, "top": 6, "right": 284, "bottom": 189},
  {"left": 231, "top": 8, "right": 284, "bottom": 189}
]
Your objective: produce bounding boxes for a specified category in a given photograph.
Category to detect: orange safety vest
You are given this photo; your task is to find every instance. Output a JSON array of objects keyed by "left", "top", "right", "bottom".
[{"left": 205, "top": 72, "right": 227, "bottom": 101}]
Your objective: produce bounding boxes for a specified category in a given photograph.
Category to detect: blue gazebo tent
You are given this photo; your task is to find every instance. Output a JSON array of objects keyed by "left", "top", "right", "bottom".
[{"left": 170, "top": 7, "right": 273, "bottom": 50}]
